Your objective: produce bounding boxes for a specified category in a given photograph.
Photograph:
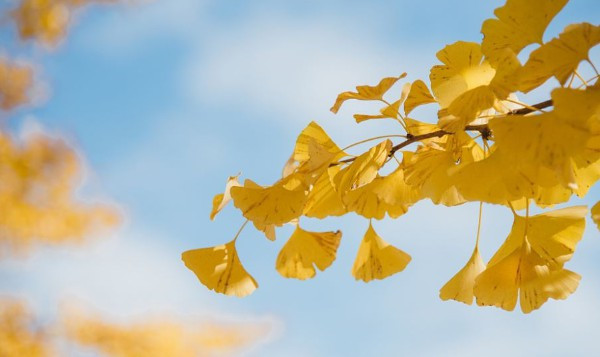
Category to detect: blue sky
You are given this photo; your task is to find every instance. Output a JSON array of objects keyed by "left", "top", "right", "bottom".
[{"left": 2, "top": 0, "right": 600, "bottom": 355}]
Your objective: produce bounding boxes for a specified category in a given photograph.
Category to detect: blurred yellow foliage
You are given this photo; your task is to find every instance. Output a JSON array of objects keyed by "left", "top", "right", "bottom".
[
  {"left": 0, "top": 299, "right": 52, "bottom": 357},
  {"left": 63, "top": 308, "right": 268, "bottom": 357},
  {"left": 0, "top": 59, "right": 33, "bottom": 111},
  {"left": 11, "top": 0, "right": 115, "bottom": 45},
  {"left": 0, "top": 130, "right": 119, "bottom": 256}
]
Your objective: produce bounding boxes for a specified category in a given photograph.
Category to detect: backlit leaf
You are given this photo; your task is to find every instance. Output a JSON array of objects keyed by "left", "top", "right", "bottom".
[
  {"left": 352, "top": 223, "right": 411, "bottom": 282},
  {"left": 182, "top": 240, "right": 258, "bottom": 297},
  {"left": 276, "top": 226, "right": 342, "bottom": 280},
  {"left": 330, "top": 74, "right": 407, "bottom": 114}
]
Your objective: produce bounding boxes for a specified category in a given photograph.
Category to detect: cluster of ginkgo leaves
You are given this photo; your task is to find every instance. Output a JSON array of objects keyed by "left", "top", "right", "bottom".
[{"left": 183, "top": 0, "right": 600, "bottom": 313}]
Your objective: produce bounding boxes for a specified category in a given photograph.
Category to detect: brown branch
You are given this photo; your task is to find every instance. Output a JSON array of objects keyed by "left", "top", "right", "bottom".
[{"left": 335, "top": 99, "right": 553, "bottom": 166}]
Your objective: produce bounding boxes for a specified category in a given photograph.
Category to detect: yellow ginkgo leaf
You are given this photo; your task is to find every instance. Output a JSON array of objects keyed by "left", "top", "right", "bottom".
[
  {"left": 473, "top": 206, "right": 585, "bottom": 313},
  {"left": 523, "top": 206, "right": 587, "bottom": 264},
  {"left": 404, "top": 118, "right": 441, "bottom": 137},
  {"left": 592, "top": 201, "right": 600, "bottom": 230},
  {"left": 354, "top": 99, "right": 401, "bottom": 124},
  {"left": 353, "top": 82, "right": 412, "bottom": 124},
  {"left": 182, "top": 240, "right": 258, "bottom": 297},
  {"left": 430, "top": 41, "right": 496, "bottom": 109},
  {"left": 333, "top": 140, "right": 392, "bottom": 195},
  {"left": 343, "top": 167, "right": 420, "bottom": 220},
  {"left": 404, "top": 80, "right": 436, "bottom": 116},
  {"left": 352, "top": 223, "right": 411, "bottom": 282},
  {"left": 276, "top": 226, "right": 342, "bottom": 280},
  {"left": 231, "top": 175, "right": 308, "bottom": 231},
  {"left": 291, "top": 121, "right": 346, "bottom": 165},
  {"left": 519, "top": 22, "right": 600, "bottom": 93},
  {"left": 481, "top": 0, "right": 568, "bottom": 67},
  {"left": 444, "top": 85, "right": 497, "bottom": 131},
  {"left": 439, "top": 246, "right": 486, "bottom": 305},
  {"left": 0, "top": 59, "right": 33, "bottom": 111},
  {"left": 303, "top": 166, "right": 347, "bottom": 219},
  {"left": 210, "top": 174, "right": 241, "bottom": 220},
  {"left": 330, "top": 74, "right": 407, "bottom": 114},
  {"left": 402, "top": 133, "right": 483, "bottom": 207}
]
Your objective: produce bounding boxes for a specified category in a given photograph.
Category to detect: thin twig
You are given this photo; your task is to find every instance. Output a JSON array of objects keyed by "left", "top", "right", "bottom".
[{"left": 334, "top": 99, "right": 553, "bottom": 166}]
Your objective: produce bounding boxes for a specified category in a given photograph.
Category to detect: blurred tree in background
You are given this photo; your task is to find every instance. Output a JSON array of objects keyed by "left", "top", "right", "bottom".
[{"left": 1, "top": 1, "right": 268, "bottom": 355}]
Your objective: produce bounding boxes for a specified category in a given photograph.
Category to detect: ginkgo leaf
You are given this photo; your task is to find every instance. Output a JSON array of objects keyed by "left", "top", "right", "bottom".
[
  {"left": 444, "top": 85, "right": 497, "bottom": 131},
  {"left": 343, "top": 167, "right": 420, "bottom": 220},
  {"left": 354, "top": 99, "right": 401, "bottom": 124},
  {"left": 352, "top": 223, "right": 411, "bottom": 282},
  {"left": 519, "top": 22, "right": 600, "bottom": 92},
  {"left": 481, "top": 0, "right": 568, "bottom": 67},
  {"left": 304, "top": 166, "right": 347, "bottom": 219},
  {"left": 330, "top": 74, "right": 407, "bottom": 114},
  {"left": 404, "top": 80, "right": 436, "bottom": 116},
  {"left": 430, "top": 41, "right": 496, "bottom": 109},
  {"left": 333, "top": 140, "right": 392, "bottom": 195},
  {"left": 276, "top": 226, "right": 342, "bottom": 280},
  {"left": 439, "top": 245, "right": 486, "bottom": 305},
  {"left": 210, "top": 174, "right": 241, "bottom": 220},
  {"left": 182, "top": 240, "right": 258, "bottom": 297},
  {"left": 592, "top": 201, "right": 600, "bottom": 230},
  {"left": 474, "top": 206, "right": 585, "bottom": 313},
  {"left": 231, "top": 175, "right": 308, "bottom": 231},
  {"left": 291, "top": 121, "right": 346, "bottom": 165},
  {"left": 402, "top": 132, "right": 484, "bottom": 207},
  {"left": 0, "top": 59, "right": 33, "bottom": 111},
  {"left": 404, "top": 118, "right": 441, "bottom": 137},
  {"left": 353, "top": 83, "right": 412, "bottom": 124}
]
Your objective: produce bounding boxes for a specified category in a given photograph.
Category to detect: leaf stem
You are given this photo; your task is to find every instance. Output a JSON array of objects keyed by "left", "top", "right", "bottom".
[
  {"left": 341, "top": 134, "right": 407, "bottom": 152},
  {"left": 475, "top": 201, "right": 483, "bottom": 247},
  {"left": 233, "top": 219, "right": 250, "bottom": 242},
  {"left": 334, "top": 98, "right": 554, "bottom": 166},
  {"left": 504, "top": 98, "right": 547, "bottom": 114},
  {"left": 588, "top": 59, "right": 600, "bottom": 77}
]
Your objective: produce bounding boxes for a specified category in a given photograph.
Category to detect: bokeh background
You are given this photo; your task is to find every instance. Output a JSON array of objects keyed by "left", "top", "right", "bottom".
[{"left": 1, "top": 0, "right": 600, "bottom": 355}]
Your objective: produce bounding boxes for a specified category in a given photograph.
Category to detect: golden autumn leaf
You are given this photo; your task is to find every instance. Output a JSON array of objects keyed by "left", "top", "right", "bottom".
[
  {"left": 330, "top": 74, "right": 407, "bottom": 114},
  {"left": 182, "top": 239, "right": 258, "bottom": 297},
  {"left": 276, "top": 225, "right": 342, "bottom": 280},
  {"left": 439, "top": 245, "right": 486, "bottom": 305},
  {"left": 353, "top": 82, "right": 412, "bottom": 124},
  {"left": 209, "top": 174, "right": 241, "bottom": 220},
  {"left": 473, "top": 206, "right": 586, "bottom": 313},
  {"left": 403, "top": 80, "right": 436, "bottom": 116},
  {"left": 481, "top": 0, "right": 568, "bottom": 67},
  {"left": 519, "top": 22, "right": 600, "bottom": 92},
  {"left": 352, "top": 223, "right": 411, "bottom": 282},
  {"left": 289, "top": 121, "right": 346, "bottom": 166},
  {"left": 353, "top": 99, "right": 401, "bottom": 124},
  {"left": 0, "top": 59, "right": 33, "bottom": 111},
  {"left": 333, "top": 140, "right": 392, "bottom": 195},
  {"left": 430, "top": 41, "right": 496, "bottom": 109},
  {"left": 303, "top": 166, "right": 347, "bottom": 219},
  {"left": 343, "top": 167, "right": 420, "bottom": 220},
  {"left": 402, "top": 132, "right": 483, "bottom": 206},
  {"left": 231, "top": 174, "right": 308, "bottom": 232}
]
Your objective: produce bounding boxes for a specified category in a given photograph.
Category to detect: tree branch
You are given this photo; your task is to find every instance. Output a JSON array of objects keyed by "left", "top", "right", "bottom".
[{"left": 335, "top": 99, "right": 553, "bottom": 165}]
